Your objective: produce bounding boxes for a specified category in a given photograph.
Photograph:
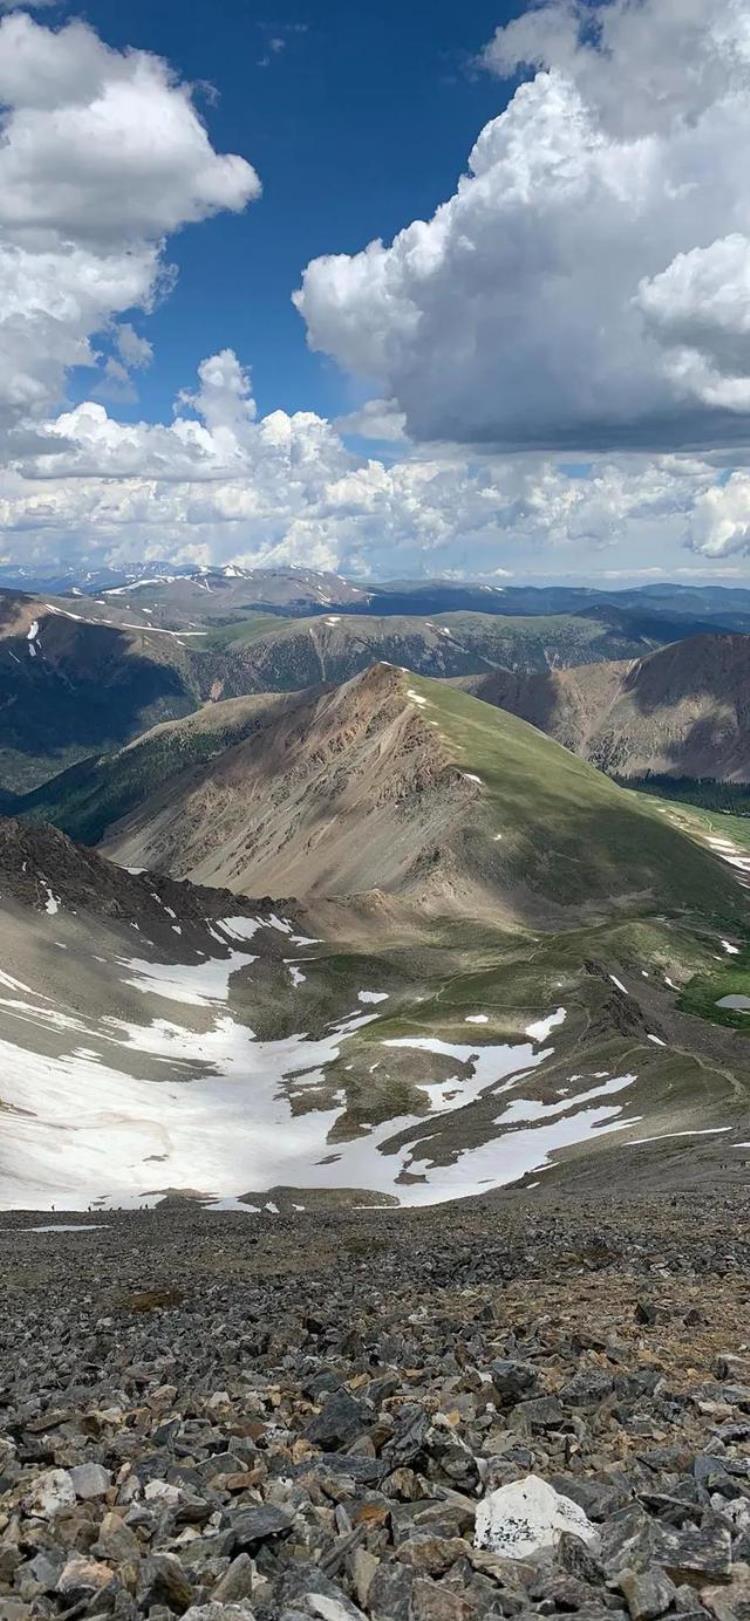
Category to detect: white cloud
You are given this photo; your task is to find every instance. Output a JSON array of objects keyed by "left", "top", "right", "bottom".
[
  {"left": 0, "top": 346, "right": 729, "bottom": 579},
  {"left": 116, "top": 324, "right": 153, "bottom": 372},
  {"left": 480, "top": 0, "right": 744, "bottom": 139},
  {"left": 636, "top": 236, "right": 750, "bottom": 413},
  {"left": 294, "top": 0, "right": 750, "bottom": 454},
  {"left": 0, "top": 6, "right": 743, "bottom": 584},
  {"left": 690, "top": 473, "right": 750, "bottom": 557},
  {"left": 336, "top": 398, "right": 407, "bottom": 442},
  {"left": 0, "top": 12, "right": 259, "bottom": 440}
]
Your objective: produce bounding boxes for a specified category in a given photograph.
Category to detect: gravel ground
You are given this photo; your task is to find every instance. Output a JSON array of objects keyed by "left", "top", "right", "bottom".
[{"left": 1, "top": 1191, "right": 749, "bottom": 1621}]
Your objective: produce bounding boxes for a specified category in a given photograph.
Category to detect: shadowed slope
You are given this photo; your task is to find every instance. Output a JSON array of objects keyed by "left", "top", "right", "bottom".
[{"left": 460, "top": 633, "right": 750, "bottom": 783}]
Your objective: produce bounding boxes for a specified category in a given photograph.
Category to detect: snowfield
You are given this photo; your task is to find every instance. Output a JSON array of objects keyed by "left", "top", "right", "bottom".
[{"left": 0, "top": 911, "right": 639, "bottom": 1211}]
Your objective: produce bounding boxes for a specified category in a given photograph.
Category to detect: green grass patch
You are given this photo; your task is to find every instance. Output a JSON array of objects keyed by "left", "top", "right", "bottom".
[{"left": 201, "top": 613, "right": 292, "bottom": 650}]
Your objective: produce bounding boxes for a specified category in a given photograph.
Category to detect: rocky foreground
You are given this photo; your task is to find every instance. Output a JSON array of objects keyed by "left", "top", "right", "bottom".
[{"left": 1, "top": 1191, "right": 750, "bottom": 1621}]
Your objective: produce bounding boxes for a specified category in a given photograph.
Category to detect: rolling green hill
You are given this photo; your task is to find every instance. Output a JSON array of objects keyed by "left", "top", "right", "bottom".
[{"left": 201, "top": 608, "right": 674, "bottom": 693}]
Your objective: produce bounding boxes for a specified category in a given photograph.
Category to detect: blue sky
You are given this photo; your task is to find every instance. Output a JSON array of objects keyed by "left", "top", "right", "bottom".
[
  {"left": 2, "top": 0, "right": 750, "bottom": 581},
  {"left": 73, "top": 0, "right": 517, "bottom": 425}
]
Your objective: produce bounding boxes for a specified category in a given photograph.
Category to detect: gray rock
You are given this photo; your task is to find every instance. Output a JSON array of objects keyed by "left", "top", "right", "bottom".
[
  {"left": 142, "top": 1551, "right": 195, "bottom": 1614},
  {"left": 381, "top": 1407, "right": 430, "bottom": 1468},
  {"left": 274, "top": 1563, "right": 368, "bottom": 1619},
  {"left": 560, "top": 1371, "right": 615, "bottom": 1408},
  {"left": 368, "top": 1560, "right": 416, "bottom": 1621},
  {"left": 305, "top": 1391, "right": 367, "bottom": 1450},
  {"left": 512, "top": 1396, "right": 564, "bottom": 1432},
  {"left": 70, "top": 1460, "right": 112, "bottom": 1500},
  {"left": 412, "top": 1575, "right": 477, "bottom": 1619},
  {"left": 92, "top": 1509, "right": 141, "bottom": 1563},
  {"left": 182, "top": 1608, "right": 257, "bottom": 1621},
  {"left": 491, "top": 1362, "right": 540, "bottom": 1402},
  {"left": 618, "top": 1566, "right": 677, "bottom": 1621},
  {"left": 651, "top": 1519, "right": 733, "bottom": 1585},
  {"left": 558, "top": 1531, "right": 605, "bottom": 1585},
  {"left": 212, "top": 1553, "right": 255, "bottom": 1603},
  {"left": 231, "top": 1504, "right": 294, "bottom": 1550}
]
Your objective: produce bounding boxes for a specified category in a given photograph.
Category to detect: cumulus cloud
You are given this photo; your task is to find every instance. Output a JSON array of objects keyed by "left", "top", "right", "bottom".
[
  {"left": 0, "top": 6, "right": 740, "bottom": 582},
  {"left": 690, "top": 473, "right": 750, "bottom": 558},
  {"left": 335, "top": 398, "right": 408, "bottom": 442},
  {"left": 294, "top": 0, "right": 750, "bottom": 454},
  {"left": 480, "top": 0, "right": 743, "bottom": 139},
  {"left": 0, "top": 12, "right": 259, "bottom": 441},
  {"left": 0, "top": 345, "right": 726, "bottom": 579}
]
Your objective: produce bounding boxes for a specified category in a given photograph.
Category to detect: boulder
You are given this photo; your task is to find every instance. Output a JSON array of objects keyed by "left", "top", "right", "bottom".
[{"left": 474, "top": 1475, "right": 600, "bottom": 1561}]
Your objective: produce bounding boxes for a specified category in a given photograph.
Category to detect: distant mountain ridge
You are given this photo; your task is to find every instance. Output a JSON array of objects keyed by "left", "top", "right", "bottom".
[
  {"left": 5, "top": 563, "right": 750, "bottom": 625},
  {"left": 2, "top": 671, "right": 750, "bottom": 1210},
  {"left": 1, "top": 581, "right": 713, "bottom": 793},
  {"left": 459, "top": 633, "right": 750, "bottom": 783}
]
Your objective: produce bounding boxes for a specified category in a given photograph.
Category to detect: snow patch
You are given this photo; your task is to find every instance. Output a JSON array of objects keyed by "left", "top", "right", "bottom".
[
  {"left": 526, "top": 1008, "right": 566, "bottom": 1043},
  {"left": 630, "top": 1128, "right": 732, "bottom": 1146},
  {"left": 30, "top": 1225, "right": 105, "bottom": 1234}
]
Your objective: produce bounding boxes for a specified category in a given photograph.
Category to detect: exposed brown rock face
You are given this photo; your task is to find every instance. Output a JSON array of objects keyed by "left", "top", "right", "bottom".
[
  {"left": 459, "top": 634, "right": 750, "bottom": 783},
  {"left": 102, "top": 666, "right": 478, "bottom": 904}
]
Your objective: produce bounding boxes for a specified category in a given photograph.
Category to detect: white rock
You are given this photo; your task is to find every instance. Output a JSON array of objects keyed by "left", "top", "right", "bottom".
[
  {"left": 474, "top": 1474, "right": 600, "bottom": 1560},
  {"left": 183, "top": 1606, "right": 257, "bottom": 1620},
  {"left": 144, "top": 1478, "right": 182, "bottom": 1507},
  {"left": 24, "top": 1467, "right": 76, "bottom": 1518}
]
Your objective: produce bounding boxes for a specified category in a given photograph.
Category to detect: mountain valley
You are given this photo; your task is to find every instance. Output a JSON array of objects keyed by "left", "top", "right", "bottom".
[
  {"left": 6, "top": 17, "right": 750, "bottom": 1621},
  {"left": 0, "top": 570, "right": 749, "bottom": 1217}
]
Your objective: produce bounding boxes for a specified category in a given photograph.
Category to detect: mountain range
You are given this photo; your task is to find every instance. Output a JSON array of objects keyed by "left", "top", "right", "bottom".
[
  {"left": 1, "top": 567, "right": 750, "bottom": 1211},
  {"left": 4, "top": 573, "right": 750, "bottom": 794}
]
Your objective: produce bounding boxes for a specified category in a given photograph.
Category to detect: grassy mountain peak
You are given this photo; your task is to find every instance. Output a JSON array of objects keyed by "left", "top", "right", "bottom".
[{"left": 97, "top": 665, "right": 746, "bottom": 934}]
